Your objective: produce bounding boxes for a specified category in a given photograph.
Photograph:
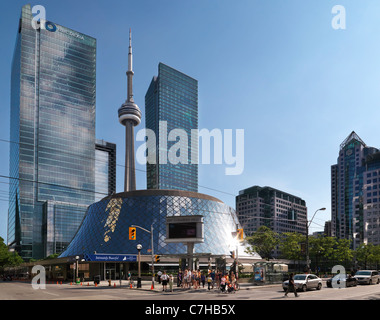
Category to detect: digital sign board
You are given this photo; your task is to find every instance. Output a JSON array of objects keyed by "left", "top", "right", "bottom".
[{"left": 165, "top": 215, "right": 204, "bottom": 243}]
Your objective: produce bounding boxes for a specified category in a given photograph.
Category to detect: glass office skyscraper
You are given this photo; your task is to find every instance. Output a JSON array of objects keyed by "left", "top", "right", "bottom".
[
  {"left": 145, "top": 63, "right": 198, "bottom": 192},
  {"left": 8, "top": 5, "right": 96, "bottom": 260},
  {"left": 331, "top": 131, "right": 380, "bottom": 249},
  {"left": 95, "top": 139, "right": 116, "bottom": 202}
]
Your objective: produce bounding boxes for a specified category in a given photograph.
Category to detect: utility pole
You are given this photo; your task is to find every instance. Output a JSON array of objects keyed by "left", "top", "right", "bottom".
[
  {"left": 306, "top": 208, "right": 326, "bottom": 272},
  {"left": 131, "top": 224, "right": 155, "bottom": 289}
]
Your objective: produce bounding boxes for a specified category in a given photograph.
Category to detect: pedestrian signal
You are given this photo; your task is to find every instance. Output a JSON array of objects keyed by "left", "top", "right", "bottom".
[
  {"left": 129, "top": 227, "right": 136, "bottom": 240},
  {"left": 155, "top": 255, "right": 160, "bottom": 263}
]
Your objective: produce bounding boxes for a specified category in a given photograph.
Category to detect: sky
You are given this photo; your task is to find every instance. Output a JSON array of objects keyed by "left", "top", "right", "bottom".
[{"left": 1, "top": 0, "right": 380, "bottom": 241}]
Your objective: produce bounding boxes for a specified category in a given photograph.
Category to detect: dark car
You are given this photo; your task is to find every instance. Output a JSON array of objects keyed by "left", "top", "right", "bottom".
[{"left": 326, "top": 274, "right": 357, "bottom": 288}]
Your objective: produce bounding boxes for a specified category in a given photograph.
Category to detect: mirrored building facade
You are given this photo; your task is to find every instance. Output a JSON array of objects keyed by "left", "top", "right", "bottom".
[
  {"left": 145, "top": 63, "right": 198, "bottom": 192},
  {"left": 95, "top": 139, "right": 116, "bottom": 202},
  {"left": 8, "top": 5, "right": 97, "bottom": 260},
  {"left": 331, "top": 131, "right": 380, "bottom": 249},
  {"left": 59, "top": 190, "right": 257, "bottom": 259}
]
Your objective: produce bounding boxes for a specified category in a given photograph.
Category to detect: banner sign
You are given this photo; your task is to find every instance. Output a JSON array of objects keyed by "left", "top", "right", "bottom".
[{"left": 85, "top": 254, "right": 137, "bottom": 262}]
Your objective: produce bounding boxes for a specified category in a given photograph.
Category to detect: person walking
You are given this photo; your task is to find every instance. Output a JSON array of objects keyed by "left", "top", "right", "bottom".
[
  {"left": 284, "top": 273, "right": 298, "bottom": 297},
  {"left": 157, "top": 270, "right": 162, "bottom": 284},
  {"left": 161, "top": 271, "right": 169, "bottom": 292},
  {"left": 201, "top": 272, "right": 206, "bottom": 288},
  {"left": 177, "top": 270, "right": 182, "bottom": 287},
  {"left": 220, "top": 274, "right": 227, "bottom": 293},
  {"left": 210, "top": 269, "right": 215, "bottom": 289},
  {"left": 207, "top": 273, "right": 212, "bottom": 290},
  {"left": 169, "top": 274, "right": 174, "bottom": 292}
]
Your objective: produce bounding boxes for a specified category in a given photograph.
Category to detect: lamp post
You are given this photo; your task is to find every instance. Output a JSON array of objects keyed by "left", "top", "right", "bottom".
[
  {"left": 306, "top": 207, "right": 326, "bottom": 272},
  {"left": 75, "top": 255, "right": 79, "bottom": 283},
  {"left": 131, "top": 224, "right": 155, "bottom": 289},
  {"left": 137, "top": 244, "right": 142, "bottom": 288}
]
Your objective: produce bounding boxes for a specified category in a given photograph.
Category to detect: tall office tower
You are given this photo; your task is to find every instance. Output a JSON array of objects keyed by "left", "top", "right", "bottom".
[
  {"left": 118, "top": 29, "right": 141, "bottom": 192},
  {"left": 8, "top": 5, "right": 97, "bottom": 260},
  {"left": 236, "top": 186, "right": 307, "bottom": 237},
  {"left": 95, "top": 139, "right": 117, "bottom": 202},
  {"left": 324, "top": 220, "right": 332, "bottom": 237},
  {"left": 145, "top": 63, "right": 198, "bottom": 192},
  {"left": 331, "top": 131, "right": 380, "bottom": 249}
]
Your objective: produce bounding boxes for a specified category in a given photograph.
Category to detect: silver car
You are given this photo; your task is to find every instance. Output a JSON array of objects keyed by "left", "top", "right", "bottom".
[
  {"left": 354, "top": 270, "right": 380, "bottom": 285},
  {"left": 283, "top": 274, "right": 323, "bottom": 292}
]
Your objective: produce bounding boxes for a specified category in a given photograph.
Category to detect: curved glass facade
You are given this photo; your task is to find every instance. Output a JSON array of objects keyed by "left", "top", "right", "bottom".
[
  {"left": 60, "top": 190, "right": 258, "bottom": 258},
  {"left": 9, "top": 5, "right": 96, "bottom": 260}
]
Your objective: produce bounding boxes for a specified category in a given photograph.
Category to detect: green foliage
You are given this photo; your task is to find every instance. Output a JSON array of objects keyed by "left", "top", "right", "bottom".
[
  {"left": 245, "top": 226, "right": 380, "bottom": 270},
  {"left": 278, "top": 232, "right": 305, "bottom": 261},
  {"left": 0, "top": 237, "right": 24, "bottom": 269},
  {"left": 332, "top": 238, "right": 353, "bottom": 263},
  {"left": 245, "top": 226, "right": 279, "bottom": 260},
  {"left": 354, "top": 243, "right": 380, "bottom": 269}
]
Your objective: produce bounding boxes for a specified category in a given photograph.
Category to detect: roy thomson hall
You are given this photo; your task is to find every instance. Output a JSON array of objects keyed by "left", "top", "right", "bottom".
[{"left": 13, "top": 190, "right": 262, "bottom": 282}]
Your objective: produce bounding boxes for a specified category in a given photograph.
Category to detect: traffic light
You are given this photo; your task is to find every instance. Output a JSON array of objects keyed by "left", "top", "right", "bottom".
[
  {"left": 155, "top": 255, "right": 160, "bottom": 263},
  {"left": 237, "top": 228, "right": 244, "bottom": 241},
  {"left": 129, "top": 227, "right": 136, "bottom": 240},
  {"left": 229, "top": 251, "right": 235, "bottom": 259}
]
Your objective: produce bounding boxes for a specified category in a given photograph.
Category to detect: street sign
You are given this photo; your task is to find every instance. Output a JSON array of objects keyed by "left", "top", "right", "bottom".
[{"left": 84, "top": 254, "right": 137, "bottom": 262}]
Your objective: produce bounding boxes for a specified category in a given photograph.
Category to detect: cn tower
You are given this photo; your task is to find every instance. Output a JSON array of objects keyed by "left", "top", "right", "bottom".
[{"left": 118, "top": 29, "right": 141, "bottom": 192}]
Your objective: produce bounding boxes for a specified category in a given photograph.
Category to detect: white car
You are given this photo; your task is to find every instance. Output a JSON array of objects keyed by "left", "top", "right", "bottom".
[
  {"left": 354, "top": 270, "right": 380, "bottom": 285},
  {"left": 283, "top": 274, "right": 323, "bottom": 292}
]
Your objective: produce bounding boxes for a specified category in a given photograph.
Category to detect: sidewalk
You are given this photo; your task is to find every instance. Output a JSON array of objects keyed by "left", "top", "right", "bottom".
[{"left": 84, "top": 279, "right": 281, "bottom": 292}]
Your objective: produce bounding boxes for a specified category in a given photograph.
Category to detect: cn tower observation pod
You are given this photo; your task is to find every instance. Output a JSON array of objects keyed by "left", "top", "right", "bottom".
[{"left": 59, "top": 189, "right": 260, "bottom": 259}]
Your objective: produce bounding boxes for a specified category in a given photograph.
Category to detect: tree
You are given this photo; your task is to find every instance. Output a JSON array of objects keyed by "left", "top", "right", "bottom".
[
  {"left": 373, "top": 245, "right": 380, "bottom": 270},
  {"left": 355, "top": 243, "right": 376, "bottom": 270},
  {"left": 0, "top": 237, "right": 24, "bottom": 271},
  {"left": 309, "top": 236, "right": 336, "bottom": 270},
  {"left": 332, "top": 238, "right": 353, "bottom": 267},
  {"left": 278, "top": 232, "right": 305, "bottom": 263},
  {"left": 245, "top": 226, "right": 279, "bottom": 260}
]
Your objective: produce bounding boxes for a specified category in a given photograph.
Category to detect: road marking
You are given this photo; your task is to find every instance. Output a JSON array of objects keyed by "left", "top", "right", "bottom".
[{"left": 40, "top": 290, "right": 60, "bottom": 296}]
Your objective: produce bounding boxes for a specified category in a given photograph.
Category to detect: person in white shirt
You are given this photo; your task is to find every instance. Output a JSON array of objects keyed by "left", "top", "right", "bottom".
[{"left": 160, "top": 271, "right": 169, "bottom": 292}]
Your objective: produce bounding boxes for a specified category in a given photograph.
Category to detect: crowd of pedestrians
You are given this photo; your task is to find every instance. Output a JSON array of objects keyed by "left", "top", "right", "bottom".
[{"left": 158, "top": 269, "right": 238, "bottom": 293}]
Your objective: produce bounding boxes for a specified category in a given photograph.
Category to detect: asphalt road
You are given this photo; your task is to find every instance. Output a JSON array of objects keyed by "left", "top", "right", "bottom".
[{"left": 1, "top": 280, "right": 380, "bottom": 300}]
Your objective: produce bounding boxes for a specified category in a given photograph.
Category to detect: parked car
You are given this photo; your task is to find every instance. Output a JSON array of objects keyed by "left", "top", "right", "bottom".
[
  {"left": 326, "top": 274, "right": 357, "bottom": 288},
  {"left": 354, "top": 270, "right": 380, "bottom": 285},
  {"left": 282, "top": 274, "right": 322, "bottom": 292}
]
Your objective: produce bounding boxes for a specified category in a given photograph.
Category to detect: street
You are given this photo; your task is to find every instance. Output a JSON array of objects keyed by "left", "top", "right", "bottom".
[{"left": 1, "top": 280, "right": 380, "bottom": 300}]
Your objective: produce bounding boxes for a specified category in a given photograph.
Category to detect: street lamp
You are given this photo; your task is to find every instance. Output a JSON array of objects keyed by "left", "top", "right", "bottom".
[
  {"left": 137, "top": 244, "right": 142, "bottom": 288},
  {"left": 75, "top": 255, "right": 79, "bottom": 283},
  {"left": 306, "top": 207, "right": 326, "bottom": 272},
  {"left": 131, "top": 224, "right": 155, "bottom": 289}
]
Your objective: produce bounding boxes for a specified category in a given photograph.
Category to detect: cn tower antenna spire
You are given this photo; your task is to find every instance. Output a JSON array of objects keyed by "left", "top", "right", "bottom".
[
  {"left": 118, "top": 28, "right": 141, "bottom": 192},
  {"left": 127, "top": 28, "right": 134, "bottom": 103}
]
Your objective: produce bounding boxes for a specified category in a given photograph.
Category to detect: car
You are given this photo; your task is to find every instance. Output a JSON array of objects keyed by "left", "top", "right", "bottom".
[
  {"left": 326, "top": 274, "right": 357, "bottom": 288},
  {"left": 282, "top": 274, "right": 322, "bottom": 292},
  {"left": 354, "top": 270, "right": 380, "bottom": 285}
]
